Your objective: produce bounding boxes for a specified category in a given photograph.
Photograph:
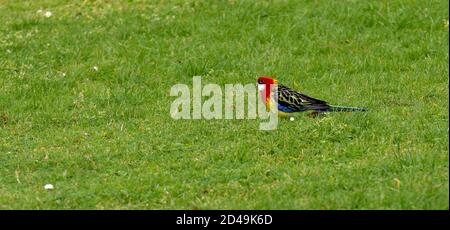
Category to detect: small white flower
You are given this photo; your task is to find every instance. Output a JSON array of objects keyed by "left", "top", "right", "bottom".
[
  {"left": 290, "top": 117, "right": 295, "bottom": 121},
  {"left": 92, "top": 66, "right": 98, "bottom": 71},
  {"left": 44, "top": 184, "right": 54, "bottom": 190},
  {"left": 44, "top": 11, "right": 52, "bottom": 18},
  {"left": 62, "top": 72, "right": 66, "bottom": 77}
]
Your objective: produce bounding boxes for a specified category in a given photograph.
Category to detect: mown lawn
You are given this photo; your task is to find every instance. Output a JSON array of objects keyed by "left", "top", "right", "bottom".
[{"left": 0, "top": 0, "right": 448, "bottom": 209}]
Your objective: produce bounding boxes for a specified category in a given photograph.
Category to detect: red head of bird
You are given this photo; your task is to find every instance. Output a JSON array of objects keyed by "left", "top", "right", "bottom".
[{"left": 257, "top": 76, "right": 277, "bottom": 104}]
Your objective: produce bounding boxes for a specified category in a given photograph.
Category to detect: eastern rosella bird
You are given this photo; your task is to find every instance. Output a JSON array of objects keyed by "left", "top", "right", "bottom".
[{"left": 257, "top": 76, "right": 365, "bottom": 117}]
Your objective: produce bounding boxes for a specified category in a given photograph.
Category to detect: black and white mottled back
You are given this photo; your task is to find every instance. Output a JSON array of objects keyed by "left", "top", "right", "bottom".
[{"left": 277, "top": 84, "right": 331, "bottom": 112}]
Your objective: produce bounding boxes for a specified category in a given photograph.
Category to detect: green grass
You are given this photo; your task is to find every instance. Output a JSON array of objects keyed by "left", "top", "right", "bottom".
[{"left": 0, "top": 0, "right": 448, "bottom": 209}]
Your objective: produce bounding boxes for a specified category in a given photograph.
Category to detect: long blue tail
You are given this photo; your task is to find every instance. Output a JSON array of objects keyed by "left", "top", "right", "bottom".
[{"left": 322, "top": 105, "right": 366, "bottom": 112}]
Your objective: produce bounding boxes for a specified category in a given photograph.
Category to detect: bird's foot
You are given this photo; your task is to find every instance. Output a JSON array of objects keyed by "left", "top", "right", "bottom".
[{"left": 307, "top": 112, "right": 323, "bottom": 118}]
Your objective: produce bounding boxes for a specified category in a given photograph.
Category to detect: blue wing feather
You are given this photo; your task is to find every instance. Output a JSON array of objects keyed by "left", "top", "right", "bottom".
[{"left": 277, "top": 103, "right": 297, "bottom": 113}]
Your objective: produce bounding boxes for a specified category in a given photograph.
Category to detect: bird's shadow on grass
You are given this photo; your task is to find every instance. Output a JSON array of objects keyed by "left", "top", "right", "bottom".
[{"left": 281, "top": 112, "right": 327, "bottom": 120}]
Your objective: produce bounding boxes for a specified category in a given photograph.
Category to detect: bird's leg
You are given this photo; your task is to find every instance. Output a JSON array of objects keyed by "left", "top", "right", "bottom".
[{"left": 307, "top": 111, "right": 321, "bottom": 118}]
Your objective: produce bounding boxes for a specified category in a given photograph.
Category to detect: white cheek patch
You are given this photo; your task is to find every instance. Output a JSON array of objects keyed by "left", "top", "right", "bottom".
[{"left": 257, "top": 84, "right": 265, "bottom": 91}]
